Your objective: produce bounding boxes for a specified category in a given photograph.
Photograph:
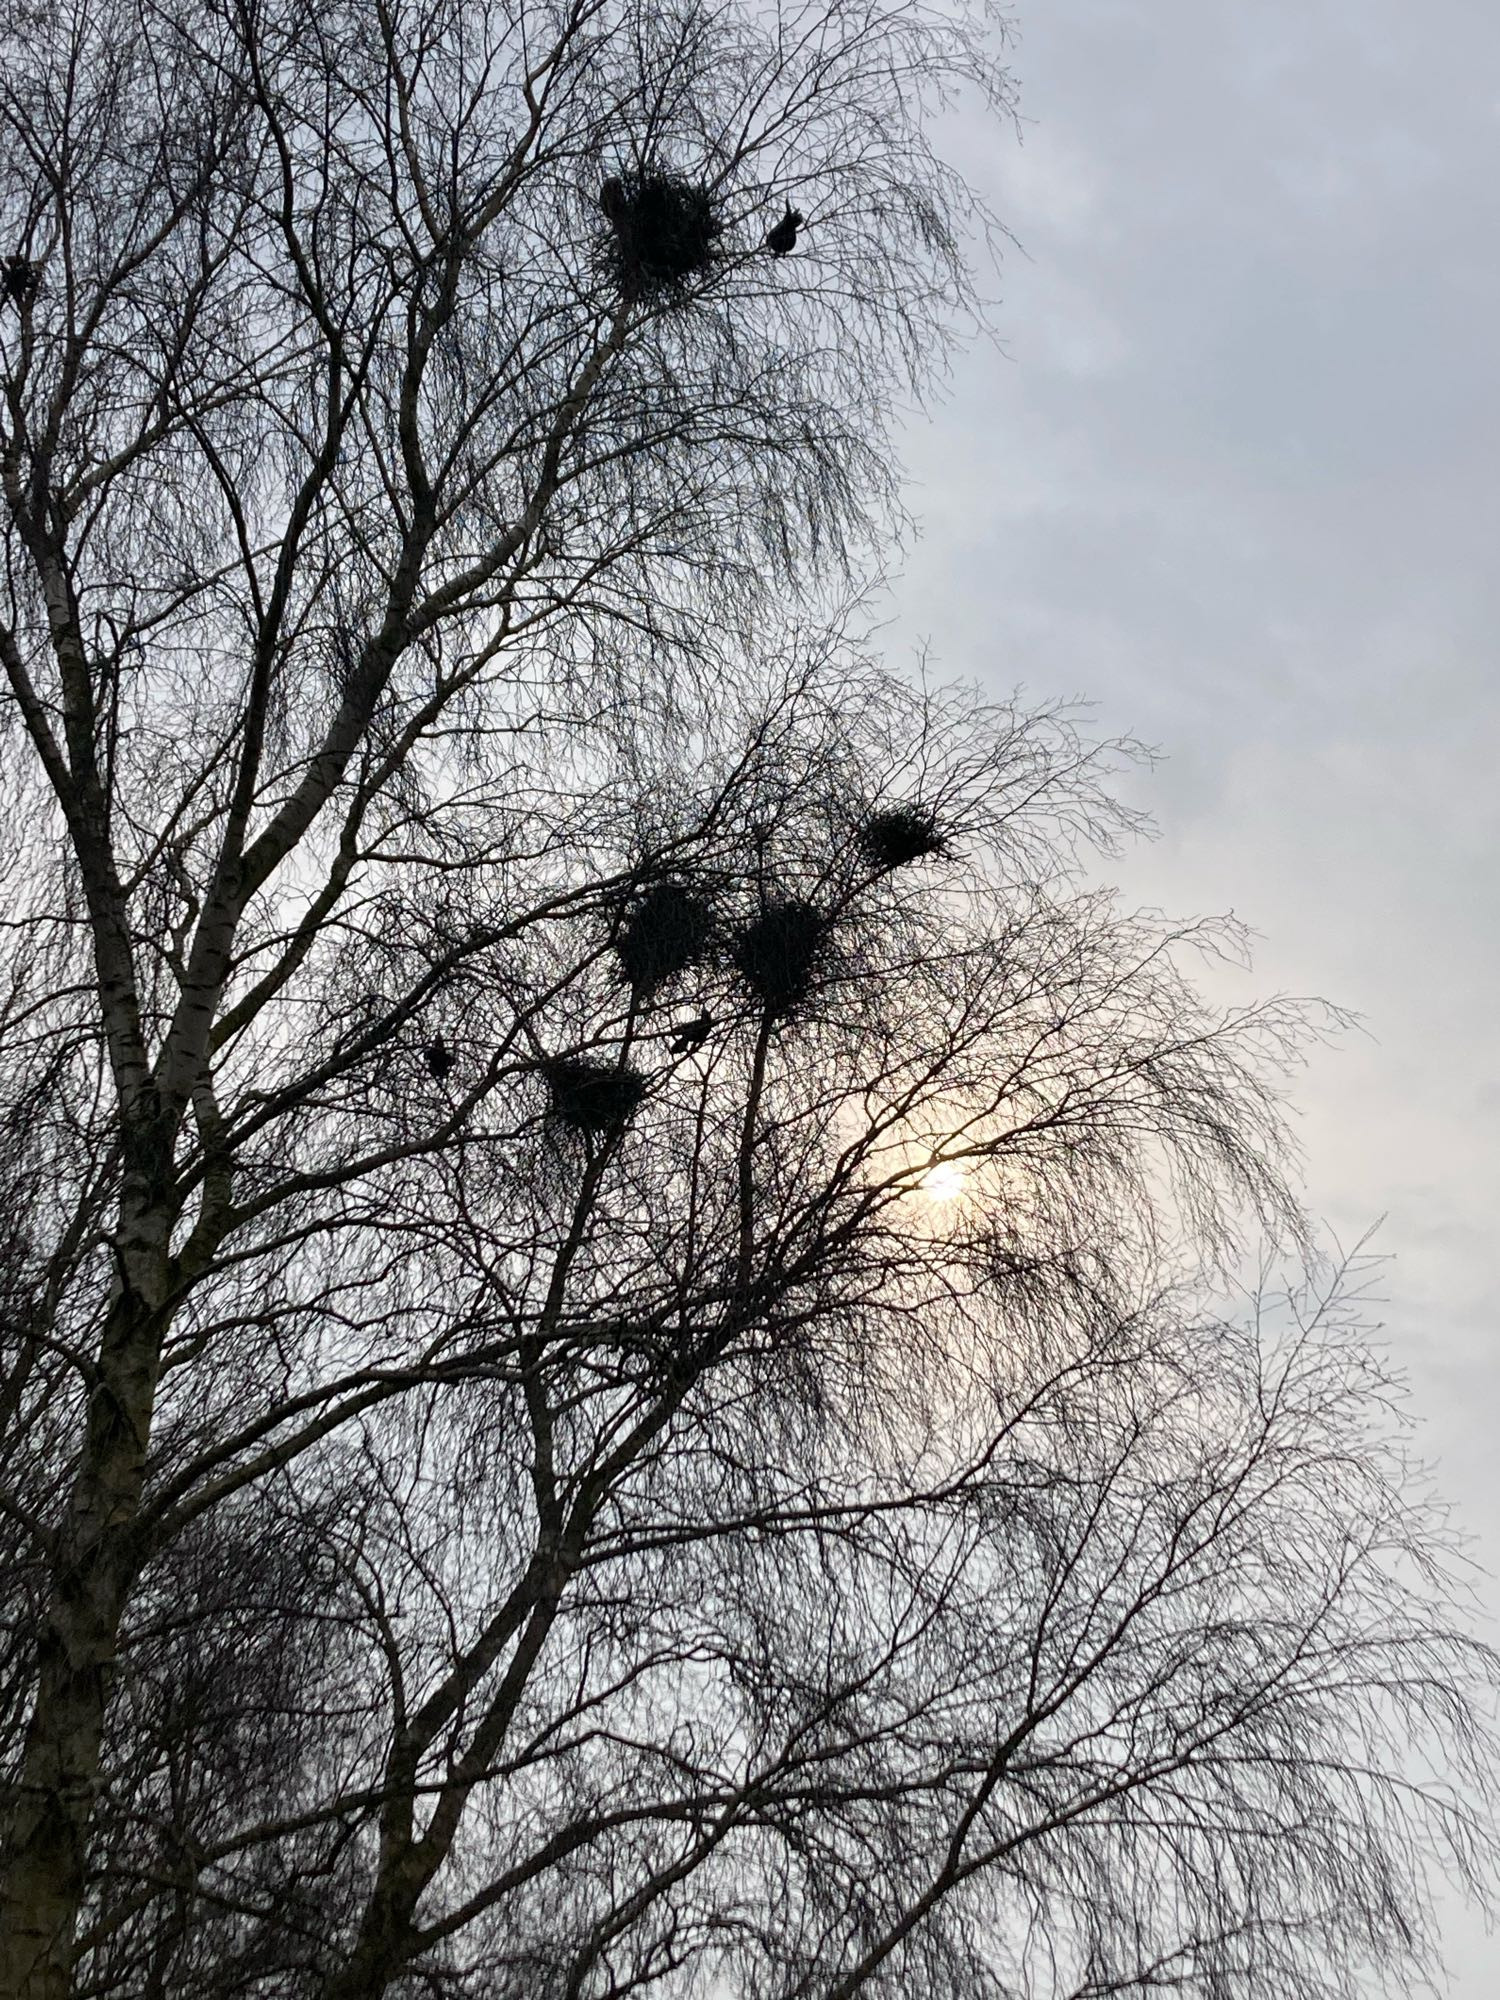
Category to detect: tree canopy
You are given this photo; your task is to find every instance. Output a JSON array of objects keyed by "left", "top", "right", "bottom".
[{"left": 0, "top": 1, "right": 1493, "bottom": 1996}]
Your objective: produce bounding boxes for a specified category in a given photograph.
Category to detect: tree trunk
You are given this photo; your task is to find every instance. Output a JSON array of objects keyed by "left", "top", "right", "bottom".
[{"left": 0, "top": 1194, "right": 170, "bottom": 2000}]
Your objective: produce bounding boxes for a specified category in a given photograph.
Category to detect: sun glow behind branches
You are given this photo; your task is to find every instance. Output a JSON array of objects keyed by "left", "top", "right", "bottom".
[{"left": 921, "top": 1158, "right": 968, "bottom": 1204}]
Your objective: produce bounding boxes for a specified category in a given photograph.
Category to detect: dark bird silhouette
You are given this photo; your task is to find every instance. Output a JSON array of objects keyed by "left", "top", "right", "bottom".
[
  {"left": 669, "top": 1014, "right": 713, "bottom": 1056},
  {"left": 424, "top": 1035, "right": 455, "bottom": 1080},
  {"left": 764, "top": 206, "right": 803, "bottom": 257},
  {"left": 1, "top": 256, "right": 39, "bottom": 308},
  {"left": 599, "top": 177, "right": 629, "bottom": 225}
]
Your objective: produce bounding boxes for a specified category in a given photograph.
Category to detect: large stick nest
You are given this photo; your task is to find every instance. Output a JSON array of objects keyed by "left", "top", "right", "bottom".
[
  {"left": 541, "top": 1057, "right": 648, "bottom": 1134},
  {"left": 614, "top": 880, "right": 718, "bottom": 994},
  {"left": 857, "top": 806, "right": 949, "bottom": 873},
  {"left": 600, "top": 172, "right": 723, "bottom": 298},
  {"left": 0, "top": 256, "right": 39, "bottom": 308},
  {"left": 731, "top": 899, "right": 833, "bottom": 1018}
]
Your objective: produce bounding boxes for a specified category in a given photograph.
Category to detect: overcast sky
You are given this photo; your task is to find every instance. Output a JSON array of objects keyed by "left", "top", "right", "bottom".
[{"left": 891, "top": 0, "right": 1500, "bottom": 1985}]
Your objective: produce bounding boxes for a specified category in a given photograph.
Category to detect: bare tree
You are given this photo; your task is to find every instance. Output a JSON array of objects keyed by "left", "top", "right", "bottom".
[{"left": 0, "top": 2, "right": 1493, "bottom": 1998}]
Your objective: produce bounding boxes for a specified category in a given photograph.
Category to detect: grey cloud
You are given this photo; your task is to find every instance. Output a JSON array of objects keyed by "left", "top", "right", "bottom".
[{"left": 891, "top": 3, "right": 1500, "bottom": 1977}]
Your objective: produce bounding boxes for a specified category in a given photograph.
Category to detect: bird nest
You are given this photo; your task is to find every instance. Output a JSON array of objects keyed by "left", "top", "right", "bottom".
[
  {"left": 600, "top": 172, "right": 723, "bottom": 298},
  {"left": 614, "top": 880, "right": 717, "bottom": 994},
  {"left": 1, "top": 257, "right": 38, "bottom": 309},
  {"left": 731, "top": 899, "right": 833, "bottom": 1018},
  {"left": 541, "top": 1057, "right": 648, "bottom": 1134},
  {"left": 857, "top": 806, "right": 949, "bottom": 873}
]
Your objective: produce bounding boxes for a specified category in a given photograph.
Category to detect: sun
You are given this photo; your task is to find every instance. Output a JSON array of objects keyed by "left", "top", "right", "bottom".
[{"left": 921, "top": 1159, "right": 968, "bottom": 1203}]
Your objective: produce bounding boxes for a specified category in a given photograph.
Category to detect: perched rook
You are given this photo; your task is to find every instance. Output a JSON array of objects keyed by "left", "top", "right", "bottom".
[
  {"left": 669, "top": 1014, "right": 713, "bottom": 1055},
  {"left": 764, "top": 206, "right": 803, "bottom": 257}
]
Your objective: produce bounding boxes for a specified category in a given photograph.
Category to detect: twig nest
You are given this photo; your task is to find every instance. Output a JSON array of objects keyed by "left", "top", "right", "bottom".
[
  {"left": 541, "top": 1057, "right": 648, "bottom": 1134},
  {"left": 731, "top": 899, "right": 832, "bottom": 1017},
  {"left": 857, "top": 806, "right": 949, "bottom": 873},
  {"left": 600, "top": 171, "right": 723, "bottom": 297},
  {"left": 614, "top": 881, "right": 717, "bottom": 994},
  {"left": 1, "top": 256, "right": 39, "bottom": 308}
]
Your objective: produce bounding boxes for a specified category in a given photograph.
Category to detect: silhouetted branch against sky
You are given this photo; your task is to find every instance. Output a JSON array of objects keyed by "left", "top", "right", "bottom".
[{"left": 0, "top": 1, "right": 1493, "bottom": 1996}]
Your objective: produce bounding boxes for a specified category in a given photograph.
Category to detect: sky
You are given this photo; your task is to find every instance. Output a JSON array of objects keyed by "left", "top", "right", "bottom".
[{"left": 891, "top": 0, "right": 1500, "bottom": 1987}]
